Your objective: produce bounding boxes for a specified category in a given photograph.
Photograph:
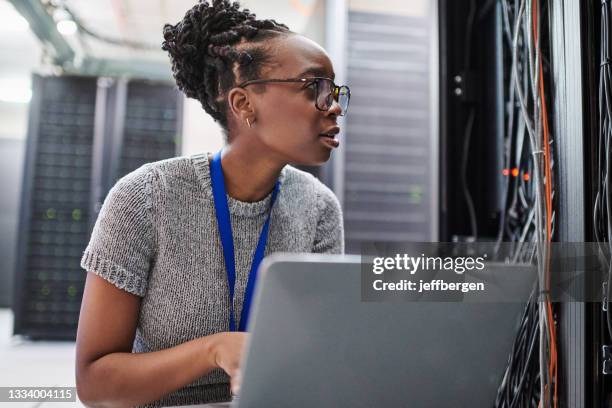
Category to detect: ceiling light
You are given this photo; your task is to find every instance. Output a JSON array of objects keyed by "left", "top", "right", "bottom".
[{"left": 57, "top": 20, "right": 77, "bottom": 36}]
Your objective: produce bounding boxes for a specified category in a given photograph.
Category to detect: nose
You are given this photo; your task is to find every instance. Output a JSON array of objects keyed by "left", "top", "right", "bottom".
[{"left": 326, "top": 98, "right": 343, "bottom": 117}]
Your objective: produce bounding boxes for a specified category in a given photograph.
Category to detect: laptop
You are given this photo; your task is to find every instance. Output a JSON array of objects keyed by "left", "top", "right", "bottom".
[
  {"left": 215, "top": 254, "right": 524, "bottom": 408},
  {"left": 193, "top": 253, "right": 527, "bottom": 408}
]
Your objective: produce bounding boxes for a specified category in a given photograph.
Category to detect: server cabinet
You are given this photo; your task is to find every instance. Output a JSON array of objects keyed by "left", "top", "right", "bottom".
[
  {"left": 343, "top": 8, "right": 439, "bottom": 253},
  {"left": 13, "top": 75, "right": 182, "bottom": 340}
]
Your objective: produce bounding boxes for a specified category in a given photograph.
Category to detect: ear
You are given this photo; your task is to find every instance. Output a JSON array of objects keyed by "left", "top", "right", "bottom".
[{"left": 227, "top": 87, "right": 255, "bottom": 124}]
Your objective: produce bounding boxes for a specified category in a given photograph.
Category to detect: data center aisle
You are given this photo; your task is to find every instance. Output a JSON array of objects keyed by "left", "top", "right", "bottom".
[{"left": 0, "top": 308, "right": 83, "bottom": 407}]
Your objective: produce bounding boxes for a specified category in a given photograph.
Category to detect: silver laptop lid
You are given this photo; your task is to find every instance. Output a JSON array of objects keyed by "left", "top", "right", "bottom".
[{"left": 237, "top": 253, "right": 524, "bottom": 408}]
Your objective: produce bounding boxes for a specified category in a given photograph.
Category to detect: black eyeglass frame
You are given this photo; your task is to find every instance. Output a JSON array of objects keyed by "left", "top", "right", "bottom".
[{"left": 237, "top": 77, "right": 351, "bottom": 116}]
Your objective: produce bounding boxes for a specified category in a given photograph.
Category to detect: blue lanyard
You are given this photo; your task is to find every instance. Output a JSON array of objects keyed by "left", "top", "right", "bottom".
[{"left": 209, "top": 149, "right": 280, "bottom": 332}]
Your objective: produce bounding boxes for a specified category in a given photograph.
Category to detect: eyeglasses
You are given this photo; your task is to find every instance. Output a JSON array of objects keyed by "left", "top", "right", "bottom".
[{"left": 237, "top": 77, "right": 351, "bottom": 116}]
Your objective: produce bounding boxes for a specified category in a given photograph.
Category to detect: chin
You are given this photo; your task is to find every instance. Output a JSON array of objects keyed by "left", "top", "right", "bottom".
[
  {"left": 315, "top": 149, "right": 333, "bottom": 165},
  {"left": 298, "top": 148, "right": 332, "bottom": 167},
  {"left": 278, "top": 146, "right": 329, "bottom": 167}
]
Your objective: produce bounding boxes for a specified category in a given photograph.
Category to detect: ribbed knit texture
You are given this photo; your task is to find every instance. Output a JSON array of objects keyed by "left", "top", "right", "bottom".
[{"left": 80, "top": 152, "right": 344, "bottom": 407}]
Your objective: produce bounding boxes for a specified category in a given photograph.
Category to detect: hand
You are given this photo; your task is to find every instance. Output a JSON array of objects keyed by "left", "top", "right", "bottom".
[{"left": 208, "top": 332, "right": 249, "bottom": 395}]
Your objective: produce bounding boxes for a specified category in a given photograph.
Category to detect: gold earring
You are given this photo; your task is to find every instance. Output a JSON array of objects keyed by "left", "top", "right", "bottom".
[{"left": 246, "top": 118, "right": 252, "bottom": 128}]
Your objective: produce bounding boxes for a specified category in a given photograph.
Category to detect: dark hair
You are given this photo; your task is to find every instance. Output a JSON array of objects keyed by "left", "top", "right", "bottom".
[{"left": 162, "top": 0, "right": 290, "bottom": 136}]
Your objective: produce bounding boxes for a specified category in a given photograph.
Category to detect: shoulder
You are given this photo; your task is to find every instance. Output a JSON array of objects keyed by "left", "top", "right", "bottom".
[
  {"left": 105, "top": 156, "right": 198, "bottom": 212},
  {"left": 282, "top": 166, "right": 344, "bottom": 254},
  {"left": 115, "top": 155, "right": 202, "bottom": 195},
  {"left": 106, "top": 163, "right": 153, "bottom": 201},
  {"left": 281, "top": 165, "right": 341, "bottom": 216},
  {"left": 145, "top": 155, "right": 198, "bottom": 184}
]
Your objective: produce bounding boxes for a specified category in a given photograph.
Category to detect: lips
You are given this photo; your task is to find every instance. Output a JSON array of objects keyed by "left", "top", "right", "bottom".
[
  {"left": 318, "top": 126, "right": 340, "bottom": 149},
  {"left": 319, "top": 126, "right": 340, "bottom": 138}
]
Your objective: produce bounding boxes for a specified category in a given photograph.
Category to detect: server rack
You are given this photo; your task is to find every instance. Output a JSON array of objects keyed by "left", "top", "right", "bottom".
[
  {"left": 342, "top": 6, "right": 439, "bottom": 254},
  {"left": 549, "top": 2, "right": 588, "bottom": 406},
  {"left": 439, "top": 0, "right": 603, "bottom": 406},
  {"left": 13, "top": 75, "right": 182, "bottom": 340},
  {"left": 438, "top": 0, "right": 505, "bottom": 243}
]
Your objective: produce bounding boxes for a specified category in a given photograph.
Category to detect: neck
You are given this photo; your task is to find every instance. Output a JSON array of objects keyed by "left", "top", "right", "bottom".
[{"left": 214, "top": 142, "right": 286, "bottom": 202}]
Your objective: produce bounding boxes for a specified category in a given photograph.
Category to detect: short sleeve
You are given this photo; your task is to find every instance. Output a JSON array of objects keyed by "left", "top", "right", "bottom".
[
  {"left": 312, "top": 183, "right": 345, "bottom": 254},
  {"left": 80, "top": 164, "right": 156, "bottom": 297}
]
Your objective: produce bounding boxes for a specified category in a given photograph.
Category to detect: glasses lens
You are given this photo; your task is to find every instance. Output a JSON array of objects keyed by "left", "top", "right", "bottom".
[
  {"left": 338, "top": 86, "right": 350, "bottom": 115},
  {"left": 316, "top": 79, "right": 333, "bottom": 110}
]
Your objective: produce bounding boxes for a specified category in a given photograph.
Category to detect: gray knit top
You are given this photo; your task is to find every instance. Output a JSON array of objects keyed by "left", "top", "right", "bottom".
[{"left": 79, "top": 152, "right": 344, "bottom": 407}]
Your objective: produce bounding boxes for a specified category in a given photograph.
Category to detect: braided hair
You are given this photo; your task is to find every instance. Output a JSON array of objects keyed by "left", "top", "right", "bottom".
[{"left": 162, "top": 0, "right": 290, "bottom": 137}]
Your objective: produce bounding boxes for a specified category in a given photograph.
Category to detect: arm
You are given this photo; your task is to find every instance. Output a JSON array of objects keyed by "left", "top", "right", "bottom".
[
  {"left": 75, "top": 272, "right": 246, "bottom": 407},
  {"left": 75, "top": 165, "right": 245, "bottom": 406}
]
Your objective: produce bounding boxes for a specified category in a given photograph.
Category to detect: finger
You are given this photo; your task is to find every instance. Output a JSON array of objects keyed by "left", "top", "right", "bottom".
[
  {"left": 231, "top": 381, "right": 241, "bottom": 396},
  {"left": 231, "top": 371, "right": 242, "bottom": 395}
]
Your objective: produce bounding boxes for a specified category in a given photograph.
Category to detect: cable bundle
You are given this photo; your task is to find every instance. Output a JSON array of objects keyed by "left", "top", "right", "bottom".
[
  {"left": 494, "top": 0, "right": 555, "bottom": 259},
  {"left": 496, "top": 287, "right": 541, "bottom": 407},
  {"left": 594, "top": 0, "right": 612, "bottom": 342},
  {"left": 495, "top": 0, "right": 557, "bottom": 407}
]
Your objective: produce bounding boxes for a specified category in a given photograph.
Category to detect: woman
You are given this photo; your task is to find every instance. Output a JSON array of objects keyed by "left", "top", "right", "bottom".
[{"left": 74, "top": 0, "right": 350, "bottom": 406}]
